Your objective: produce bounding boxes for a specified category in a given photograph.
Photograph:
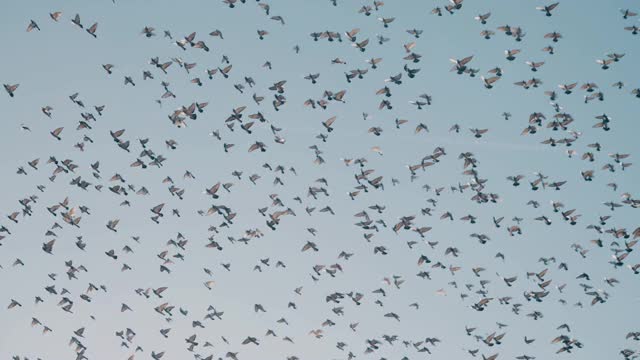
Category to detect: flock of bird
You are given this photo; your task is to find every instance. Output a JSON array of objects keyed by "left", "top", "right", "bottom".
[{"left": 1, "top": 1, "right": 639, "bottom": 360}]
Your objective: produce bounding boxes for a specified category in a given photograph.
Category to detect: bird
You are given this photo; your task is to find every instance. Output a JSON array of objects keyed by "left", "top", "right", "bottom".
[{"left": 4, "top": 84, "right": 19, "bottom": 97}]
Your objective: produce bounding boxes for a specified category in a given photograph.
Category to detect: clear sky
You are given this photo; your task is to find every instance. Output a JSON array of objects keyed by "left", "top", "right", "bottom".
[{"left": 1, "top": 0, "right": 639, "bottom": 359}]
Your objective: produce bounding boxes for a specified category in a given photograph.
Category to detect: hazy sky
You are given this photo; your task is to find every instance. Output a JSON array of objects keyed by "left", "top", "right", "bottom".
[{"left": 1, "top": 0, "right": 639, "bottom": 359}]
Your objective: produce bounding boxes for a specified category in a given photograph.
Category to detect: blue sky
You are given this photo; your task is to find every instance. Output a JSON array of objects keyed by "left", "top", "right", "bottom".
[{"left": 1, "top": 0, "right": 639, "bottom": 359}]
